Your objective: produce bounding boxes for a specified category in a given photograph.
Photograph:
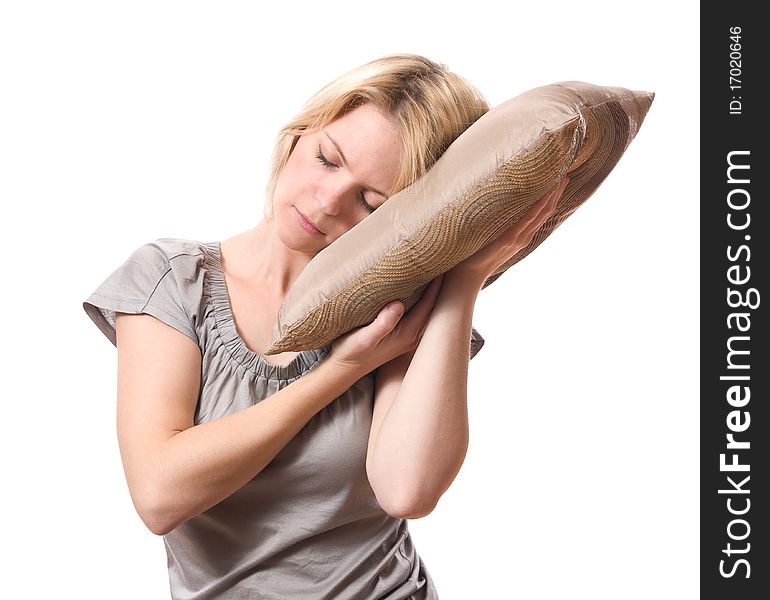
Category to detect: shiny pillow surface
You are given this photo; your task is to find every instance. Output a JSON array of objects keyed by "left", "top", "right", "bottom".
[{"left": 266, "top": 81, "right": 654, "bottom": 354}]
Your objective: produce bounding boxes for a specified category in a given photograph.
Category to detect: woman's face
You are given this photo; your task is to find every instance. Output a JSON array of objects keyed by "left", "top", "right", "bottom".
[{"left": 272, "top": 103, "right": 402, "bottom": 255}]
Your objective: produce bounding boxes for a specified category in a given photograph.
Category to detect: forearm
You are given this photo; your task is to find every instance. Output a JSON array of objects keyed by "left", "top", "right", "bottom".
[
  {"left": 367, "top": 271, "right": 482, "bottom": 515},
  {"left": 134, "top": 358, "right": 364, "bottom": 535}
]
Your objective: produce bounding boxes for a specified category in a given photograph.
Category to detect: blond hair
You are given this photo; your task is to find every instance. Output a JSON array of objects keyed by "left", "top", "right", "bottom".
[{"left": 263, "top": 53, "right": 489, "bottom": 219}]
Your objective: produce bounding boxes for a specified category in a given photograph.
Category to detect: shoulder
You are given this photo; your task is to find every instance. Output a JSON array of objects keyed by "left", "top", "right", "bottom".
[
  {"left": 124, "top": 237, "right": 214, "bottom": 285},
  {"left": 84, "top": 237, "right": 215, "bottom": 347},
  {"left": 128, "top": 237, "right": 208, "bottom": 267}
]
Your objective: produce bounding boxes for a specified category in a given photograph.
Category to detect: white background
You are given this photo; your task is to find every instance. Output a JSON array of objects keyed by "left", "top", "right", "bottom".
[{"left": 1, "top": 1, "right": 699, "bottom": 598}]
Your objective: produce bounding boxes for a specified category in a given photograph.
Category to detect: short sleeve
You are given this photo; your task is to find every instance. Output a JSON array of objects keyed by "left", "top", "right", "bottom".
[
  {"left": 82, "top": 239, "right": 204, "bottom": 347},
  {"left": 469, "top": 326, "right": 485, "bottom": 360}
]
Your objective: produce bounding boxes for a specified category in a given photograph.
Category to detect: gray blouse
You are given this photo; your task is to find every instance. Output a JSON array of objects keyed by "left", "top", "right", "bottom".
[{"left": 83, "top": 238, "right": 484, "bottom": 600}]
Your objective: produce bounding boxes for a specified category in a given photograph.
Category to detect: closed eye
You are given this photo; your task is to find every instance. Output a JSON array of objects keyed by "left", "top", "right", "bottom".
[
  {"left": 318, "top": 145, "right": 377, "bottom": 214},
  {"left": 316, "top": 147, "right": 339, "bottom": 169},
  {"left": 359, "top": 192, "right": 376, "bottom": 214}
]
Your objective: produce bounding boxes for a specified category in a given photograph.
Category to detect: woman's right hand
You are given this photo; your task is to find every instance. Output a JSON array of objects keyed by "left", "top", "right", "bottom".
[{"left": 328, "top": 274, "right": 444, "bottom": 374}]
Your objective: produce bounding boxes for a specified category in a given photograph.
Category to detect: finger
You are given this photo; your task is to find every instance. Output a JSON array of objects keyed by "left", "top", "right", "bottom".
[
  {"left": 547, "top": 175, "right": 568, "bottom": 208},
  {"left": 535, "top": 176, "right": 567, "bottom": 216},
  {"left": 396, "top": 275, "right": 443, "bottom": 329},
  {"left": 542, "top": 175, "right": 568, "bottom": 217},
  {"left": 517, "top": 176, "right": 569, "bottom": 236},
  {"left": 524, "top": 198, "right": 556, "bottom": 239},
  {"left": 552, "top": 174, "right": 569, "bottom": 193},
  {"left": 517, "top": 187, "right": 555, "bottom": 231},
  {"left": 360, "top": 301, "right": 405, "bottom": 346},
  {"left": 469, "top": 175, "right": 570, "bottom": 271},
  {"left": 501, "top": 200, "right": 551, "bottom": 246}
]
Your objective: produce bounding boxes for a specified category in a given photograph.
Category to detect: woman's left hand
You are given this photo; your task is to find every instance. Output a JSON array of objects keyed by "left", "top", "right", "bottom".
[{"left": 449, "top": 175, "right": 569, "bottom": 287}]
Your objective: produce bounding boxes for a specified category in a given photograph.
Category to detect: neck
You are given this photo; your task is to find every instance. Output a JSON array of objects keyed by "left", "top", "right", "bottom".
[{"left": 221, "top": 219, "right": 313, "bottom": 297}]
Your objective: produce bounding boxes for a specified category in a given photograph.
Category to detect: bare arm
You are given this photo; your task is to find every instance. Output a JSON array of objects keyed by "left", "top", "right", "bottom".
[
  {"left": 366, "top": 176, "right": 568, "bottom": 518},
  {"left": 116, "top": 313, "right": 369, "bottom": 535},
  {"left": 366, "top": 273, "right": 477, "bottom": 518},
  {"left": 115, "top": 276, "right": 442, "bottom": 536}
]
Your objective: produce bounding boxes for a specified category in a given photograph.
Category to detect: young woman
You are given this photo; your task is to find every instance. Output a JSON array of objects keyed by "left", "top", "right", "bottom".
[{"left": 84, "top": 53, "right": 566, "bottom": 599}]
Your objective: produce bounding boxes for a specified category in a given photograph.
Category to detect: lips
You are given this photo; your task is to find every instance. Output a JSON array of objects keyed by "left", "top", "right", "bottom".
[{"left": 294, "top": 207, "right": 325, "bottom": 235}]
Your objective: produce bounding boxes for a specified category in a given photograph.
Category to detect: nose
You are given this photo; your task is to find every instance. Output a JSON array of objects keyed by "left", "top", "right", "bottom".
[{"left": 316, "top": 178, "right": 355, "bottom": 216}]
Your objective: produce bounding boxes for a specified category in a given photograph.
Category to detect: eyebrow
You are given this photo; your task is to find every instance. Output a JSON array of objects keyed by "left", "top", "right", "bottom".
[{"left": 322, "top": 130, "right": 389, "bottom": 199}]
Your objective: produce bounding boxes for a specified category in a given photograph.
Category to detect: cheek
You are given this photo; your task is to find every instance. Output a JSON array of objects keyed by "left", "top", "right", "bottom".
[
  {"left": 286, "top": 151, "right": 320, "bottom": 193},
  {"left": 331, "top": 214, "right": 367, "bottom": 241},
  {"left": 274, "top": 162, "right": 305, "bottom": 207}
]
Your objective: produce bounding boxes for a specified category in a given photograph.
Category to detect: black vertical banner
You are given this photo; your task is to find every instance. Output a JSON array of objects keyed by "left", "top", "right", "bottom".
[{"left": 701, "top": 5, "right": 768, "bottom": 599}]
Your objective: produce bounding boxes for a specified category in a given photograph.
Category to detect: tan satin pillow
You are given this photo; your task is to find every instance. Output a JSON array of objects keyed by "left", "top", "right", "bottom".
[{"left": 266, "top": 81, "right": 654, "bottom": 354}]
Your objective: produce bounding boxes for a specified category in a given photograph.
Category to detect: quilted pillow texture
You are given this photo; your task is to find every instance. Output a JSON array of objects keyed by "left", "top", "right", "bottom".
[{"left": 266, "top": 81, "right": 654, "bottom": 354}]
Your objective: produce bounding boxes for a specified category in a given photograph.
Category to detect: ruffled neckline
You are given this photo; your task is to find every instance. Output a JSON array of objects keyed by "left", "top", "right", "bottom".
[{"left": 202, "top": 241, "right": 330, "bottom": 381}]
